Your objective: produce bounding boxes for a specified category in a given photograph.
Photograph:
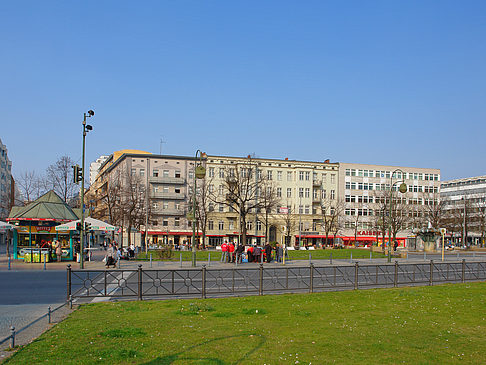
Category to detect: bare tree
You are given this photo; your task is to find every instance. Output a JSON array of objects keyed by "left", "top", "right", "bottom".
[
  {"left": 189, "top": 176, "right": 213, "bottom": 249},
  {"left": 277, "top": 203, "right": 297, "bottom": 247},
  {"left": 45, "top": 156, "right": 78, "bottom": 204},
  {"left": 321, "top": 198, "right": 345, "bottom": 247},
  {"left": 210, "top": 160, "right": 268, "bottom": 246},
  {"left": 421, "top": 192, "right": 445, "bottom": 230},
  {"left": 257, "top": 180, "right": 280, "bottom": 242},
  {"left": 15, "top": 170, "right": 43, "bottom": 205}
]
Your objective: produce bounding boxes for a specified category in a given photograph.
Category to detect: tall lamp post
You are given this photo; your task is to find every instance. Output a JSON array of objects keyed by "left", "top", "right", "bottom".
[
  {"left": 388, "top": 169, "right": 407, "bottom": 263},
  {"left": 191, "top": 150, "right": 206, "bottom": 267},
  {"left": 80, "top": 110, "right": 94, "bottom": 269}
]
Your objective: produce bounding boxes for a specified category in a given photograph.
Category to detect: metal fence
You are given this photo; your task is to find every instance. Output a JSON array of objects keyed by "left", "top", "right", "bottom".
[{"left": 67, "top": 260, "right": 486, "bottom": 301}]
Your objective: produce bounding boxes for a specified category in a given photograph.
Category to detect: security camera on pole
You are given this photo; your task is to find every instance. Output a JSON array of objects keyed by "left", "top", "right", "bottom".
[{"left": 73, "top": 110, "right": 94, "bottom": 269}]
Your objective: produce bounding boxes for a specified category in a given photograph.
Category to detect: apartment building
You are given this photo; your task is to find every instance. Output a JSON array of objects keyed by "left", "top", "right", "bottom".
[
  {"left": 205, "top": 155, "right": 339, "bottom": 246},
  {"left": 338, "top": 163, "right": 441, "bottom": 248},
  {"left": 89, "top": 155, "right": 109, "bottom": 186},
  {"left": 441, "top": 176, "right": 486, "bottom": 246}
]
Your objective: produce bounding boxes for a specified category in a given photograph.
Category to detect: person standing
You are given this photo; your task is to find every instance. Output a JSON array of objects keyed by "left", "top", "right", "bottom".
[
  {"left": 228, "top": 242, "right": 235, "bottom": 263},
  {"left": 264, "top": 242, "right": 272, "bottom": 263},
  {"left": 221, "top": 241, "right": 228, "bottom": 262},
  {"left": 106, "top": 243, "right": 115, "bottom": 268},
  {"left": 55, "top": 240, "right": 62, "bottom": 262}
]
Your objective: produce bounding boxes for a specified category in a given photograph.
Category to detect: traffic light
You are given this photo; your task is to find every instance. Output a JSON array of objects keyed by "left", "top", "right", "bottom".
[
  {"left": 84, "top": 222, "right": 92, "bottom": 232},
  {"left": 76, "top": 222, "right": 81, "bottom": 231},
  {"left": 72, "top": 165, "right": 83, "bottom": 184}
]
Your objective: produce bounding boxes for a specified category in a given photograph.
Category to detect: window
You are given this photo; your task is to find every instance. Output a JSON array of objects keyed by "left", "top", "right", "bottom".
[
  {"left": 153, "top": 169, "right": 159, "bottom": 177},
  {"left": 154, "top": 186, "right": 159, "bottom": 193},
  {"left": 208, "top": 167, "right": 214, "bottom": 177},
  {"left": 277, "top": 187, "right": 282, "bottom": 197},
  {"left": 208, "top": 184, "right": 214, "bottom": 193},
  {"left": 305, "top": 171, "right": 310, "bottom": 181},
  {"left": 175, "top": 188, "right": 181, "bottom": 194},
  {"left": 219, "top": 204, "right": 224, "bottom": 212},
  {"left": 175, "top": 170, "right": 181, "bottom": 178},
  {"left": 322, "top": 189, "right": 327, "bottom": 199},
  {"left": 305, "top": 205, "right": 310, "bottom": 214},
  {"left": 299, "top": 171, "right": 304, "bottom": 181},
  {"left": 313, "top": 189, "right": 319, "bottom": 199},
  {"left": 330, "top": 190, "right": 335, "bottom": 199},
  {"left": 345, "top": 169, "right": 351, "bottom": 176},
  {"left": 175, "top": 203, "right": 180, "bottom": 210},
  {"left": 277, "top": 171, "right": 282, "bottom": 181},
  {"left": 322, "top": 173, "right": 327, "bottom": 182},
  {"left": 218, "top": 221, "right": 224, "bottom": 230},
  {"left": 299, "top": 188, "right": 304, "bottom": 198},
  {"left": 218, "top": 185, "right": 224, "bottom": 195},
  {"left": 163, "top": 170, "right": 169, "bottom": 177},
  {"left": 163, "top": 186, "right": 169, "bottom": 193},
  {"left": 299, "top": 205, "right": 303, "bottom": 214},
  {"left": 246, "top": 221, "right": 252, "bottom": 230},
  {"left": 219, "top": 168, "right": 225, "bottom": 178},
  {"left": 256, "top": 221, "right": 262, "bottom": 231},
  {"left": 131, "top": 168, "right": 136, "bottom": 176},
  {"left": 174, "top": 218, "right": 180, "bottom": 227},
  {"left": 229, "top": 220, "right": 234, "bottom": 230},
  {"left": 331, "top": 174, "right": 336, "bottom": 184},
  {"left": 287, "top": 171, "right": 293, "bottom": 181},
  {"left": 287, "top": 188, "right": 292, "bottom": 198},
  {"left": 267, "top": 170, "right": 273, "bottom": 180},
  {"left": 188, "top": 171, "right": 194, "bottom": 179},
  {"left": 152, "top": 202, "right": 158, "bottom": 209},
  {"left": 208, "top": 220, "right": 214, "bottom": 230},
  {"left": 163, "top": 202, "right": 169, "bottom": 209},
  {"left": 305, "top": 188, "right": 310, "bottom": 198},
  {"left": 163, "top": 218, "right": 169, "bottom": 227}
]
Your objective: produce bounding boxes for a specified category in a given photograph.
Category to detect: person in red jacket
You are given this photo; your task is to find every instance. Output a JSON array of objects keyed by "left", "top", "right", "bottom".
[
  {"left": 228, "top": 242, "right": 235, "bottom": 262},
  {"left": 221, "top": 241, "right": 228, "bottom": 262}
]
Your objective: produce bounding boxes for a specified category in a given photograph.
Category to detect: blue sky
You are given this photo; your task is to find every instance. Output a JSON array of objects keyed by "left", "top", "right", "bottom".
[{"left": 1, "top": 1, "right": 485, "bottom": 180}]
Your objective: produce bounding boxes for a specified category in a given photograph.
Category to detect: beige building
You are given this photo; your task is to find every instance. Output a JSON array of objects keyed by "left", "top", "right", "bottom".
[{"left": 338, "top": 162, "right": 441, "bottom": 248}]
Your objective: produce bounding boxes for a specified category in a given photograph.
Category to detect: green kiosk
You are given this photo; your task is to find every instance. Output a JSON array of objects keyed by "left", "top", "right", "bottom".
[{"left": 7, "top": 191, "right": 81, "bottom": 262}]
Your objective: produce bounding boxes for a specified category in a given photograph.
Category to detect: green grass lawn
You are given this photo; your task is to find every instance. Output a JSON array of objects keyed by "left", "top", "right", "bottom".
[
  {"left": 6, "top": 282, "right": 486, "bottom": 364},
  {"left": 137, "top": 248, "right": 386, "bottom": 261}
]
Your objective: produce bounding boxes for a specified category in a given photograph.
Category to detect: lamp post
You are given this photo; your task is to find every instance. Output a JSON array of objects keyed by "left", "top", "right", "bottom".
[
  {"left": 388, "top": 169, "right": 407, "bottom": 263},
  {"left": 79, "top": 110, "right": 94, "bottom": 269},
  {"left": 191, "top": 150, "right": 206, "bottom": 267}
]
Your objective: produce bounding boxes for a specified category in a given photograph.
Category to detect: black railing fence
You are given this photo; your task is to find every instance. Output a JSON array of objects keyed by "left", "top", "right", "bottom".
[{"left": 68, "top": 260, "right": 486, "bottom": 301}]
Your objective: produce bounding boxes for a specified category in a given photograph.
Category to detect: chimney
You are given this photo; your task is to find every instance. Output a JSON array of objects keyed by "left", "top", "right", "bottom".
[
  {"left": 324, "top": 159, "right": 330, "bottom": 163},
  {"left": 285, "top": 157, "right": 288, "bottom": 161}
]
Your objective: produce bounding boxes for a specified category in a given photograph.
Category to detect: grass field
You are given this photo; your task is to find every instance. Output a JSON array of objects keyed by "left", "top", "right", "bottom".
[
  {"left": 137, "top": 248, "right": 387, "bottom": 261},
  {"left": 5, "top": 282, "right": 486, "bottom": 364}
]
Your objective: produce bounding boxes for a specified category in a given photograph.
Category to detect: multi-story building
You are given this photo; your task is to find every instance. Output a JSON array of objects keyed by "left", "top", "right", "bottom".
[
  {"left": 205, "top": 155, "right": 339, "bottom": 247},
  {"left": 89, "top": 155, "right": 109, "bottom": 186},
  {"left": 338, "top": 163, "right": 441, "bottom": 248},
  {"left": 0, "top": 138, "right": 13, "bottom": 220},
  {"left": 441, "top": 176, "right": 486, "bottom": 246}
]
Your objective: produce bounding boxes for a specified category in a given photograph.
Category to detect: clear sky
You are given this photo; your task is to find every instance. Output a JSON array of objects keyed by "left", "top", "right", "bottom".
[{"left": 1, "top": 1, "right": 485, "bottom": 181}]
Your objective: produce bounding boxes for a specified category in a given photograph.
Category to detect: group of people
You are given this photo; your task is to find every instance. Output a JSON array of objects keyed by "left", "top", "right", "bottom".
[
  {"left": 39, "top": 239, "right": 64, "bottom": 262},
  {"left": 220, "top": 241, "right": 285, "bottom": 264},
  {"left": 104, "top": 243, "right": 136, "bottom": 268}
]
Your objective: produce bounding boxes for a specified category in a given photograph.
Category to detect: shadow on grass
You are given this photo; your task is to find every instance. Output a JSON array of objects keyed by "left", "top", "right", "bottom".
[{"left": 142, "top": 333, "right": 266, "bottom": 365}]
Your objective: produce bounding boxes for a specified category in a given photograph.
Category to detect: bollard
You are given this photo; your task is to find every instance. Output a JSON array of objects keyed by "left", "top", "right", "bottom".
[
  {"left": 330, "top": 252, "right": 332, "bottom": 265},
  {"left": 350, "top": 252, "right": 353, "bottom": 263},
  {"left": 370, "top": 251, "right": 372, "bottom": 261},
  {"left": 8, "top": 254, "right": 11, "bottom": 270},
  {"left": 208, "top": 252, "right": 211, "bottom": 267},
  {"left": 43, "top": 253, "right": 47, "bottom": 270},
  {"left": 150, "top": 254, "right": 152, "bottom": 268},
  {"left": 309, "top": 253, "right": 312, "bottom": 265},
  {"left": 180, "top": 253, "right": 183, "bottom": 268},
  {"left": 10, "top": 326, "right": 15, "bottom": 349},
  {"left": 48, "top": 306, "right": 52, "bottom": 324},
  {"left": 261, "top": 252, "right": 263, "bottom": 264}
]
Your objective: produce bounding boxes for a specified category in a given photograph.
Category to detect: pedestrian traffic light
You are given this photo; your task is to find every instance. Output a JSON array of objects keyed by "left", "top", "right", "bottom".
[
  {"left": 72, "top": 165, "right": 83, "bottom": 184},
  {"left": 76, "top": 222, "right": 82, "bottom": 231},
  {"left": 85, "top": 222, "right": 92, "bottom": 232}
]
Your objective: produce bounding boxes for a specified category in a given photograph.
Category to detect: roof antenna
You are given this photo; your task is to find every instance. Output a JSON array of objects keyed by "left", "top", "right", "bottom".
[{"left": 159, "top": 137, "right": 166, "bottom": 154}]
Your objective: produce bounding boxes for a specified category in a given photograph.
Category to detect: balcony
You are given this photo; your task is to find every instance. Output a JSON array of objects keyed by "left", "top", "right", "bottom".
[
  {"left": 312, "top": 197, "right": 321, "bottom": 204},
  {"left": 313, "top": 179, "right": 322, "bottom": 187},
  {"left": 151, "top": 192, "right": 186, "bottom": 200},
  {"left": 149, "top": 176, "right": 185, "bottom": 185},
  {"left": 152, "top": 208, "right": 184, "bottom": 216}
]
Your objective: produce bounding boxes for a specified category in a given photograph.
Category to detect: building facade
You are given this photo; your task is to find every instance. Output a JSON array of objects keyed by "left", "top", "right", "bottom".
[
  {"left": 338, "top": 163, "right": 441, "bottom": 248},
  {"left": 0, "top": 138, "right": 13, "bottom": 220},
  {"left": 441, "top": 176, "right": 486, "bottom": 246}
]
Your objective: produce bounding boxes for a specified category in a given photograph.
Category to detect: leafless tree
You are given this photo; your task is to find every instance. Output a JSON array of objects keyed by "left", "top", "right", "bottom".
[
  {"left": 15, "top": 170, "right": 44, "bottom": 205},
  {"left": 421, "top": 192, "right": 445, "bottom": 230},
  {"left": 210, "top": 160, "right": 269, "bottom": 246},
  {"left": 45, "top": 156, "right": 78, "bottom": 205},
  {"left": 277, "top": 203, "right": 297, "bottom": 247},
  {"left": 257, "top": 180, "right": 281, "bottom": 242},
  {"left": 321, "top": 197, "right": 345, "bottom": 247},
  {"left": 189, "top": 176, "right": 213, "bottom": 249}
]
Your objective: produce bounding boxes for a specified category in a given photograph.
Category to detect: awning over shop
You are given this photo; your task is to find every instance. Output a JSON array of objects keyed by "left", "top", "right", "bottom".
[
  {"left": 55, "top": 217, "right": 116, "bottom": 231},
  {"left": 0, "top": 221, "right": 13, "bottom": 232}
]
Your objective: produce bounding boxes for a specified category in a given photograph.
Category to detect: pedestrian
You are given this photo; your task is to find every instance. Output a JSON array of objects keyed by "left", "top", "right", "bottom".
[
  {"left": 247, "top": 245, "right": 254, "bottom": 262},
  {"left": 393, "top": 240, "right": 398, "bottom": 251},
  {"left": 277, "top": 244, "right": 284, "bottom": 263},
  {"left": 221, "top": 241, "right": 228, "bottom": 262},
  {"left": 105, "top": 243, "right": 116, "bottom": 268},
  {"left": 264, "top": 242, "right": 272, "bottom": 263},
  {"left": 253, "top": 245, "right": 261, "bottom": 263},
  {"left": 228, "top": 242, "right": 235, "bottom": 262},
  {"left": 236, "top": 244, "right": 245, "bottom": 263},
  {"left": 55, "top": 240, "right": 62, "bottom": 262}
]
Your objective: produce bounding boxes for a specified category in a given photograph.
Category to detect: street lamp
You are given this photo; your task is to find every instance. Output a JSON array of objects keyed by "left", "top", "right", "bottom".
[
  {"left": 191, "top": 150, "right": 206, "bottom": 267},
  {"left": 80, "top": 110, "right": 94, "bottom": 269},
  {"left": 388, "top": 169, "right": 407, "bottom": 263}
]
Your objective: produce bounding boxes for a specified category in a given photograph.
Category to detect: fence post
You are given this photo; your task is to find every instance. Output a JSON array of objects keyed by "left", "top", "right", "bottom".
[
  {"left": 66, "top": 264, "right": 71, "bottom": 302},
  {"left": 150, "top": 254, "right": 152, "bottom": 268},
  {"left": 350, "top": 252, "right": 353, "bottom": 263},
  {"left": 10, "top": 326, "right": 15, "bottom": 349},
  {"left": 462, "top": 259, "right": 466, "bottom": 283},
  {"left": 259, "top": 264, "right": 264, "bottom": 295},
  {"left": 370, "top": 251, "right": 372, "bottom": 261},
  {"left": 69, "top": 295, "right": 73, "bottom": 309},
  {"left": 309, "top": 263, "right": 314, "bottom": 293},
  {"left": 354, "top": 262, "right": 359, "bottom": 290},
  {"left": 48, "top": 306, "right": 52, "bottom": 324},
  {"left": 394, "top": 261, "right": 398, "bottom": 287},
  {"left": 309, "top": 253, "right": 312, "bottom": 265},
  {"left": 138, "top": 264, "right": 143, "bottom": 301},
  {"left": 330, "top": 252, "right": 332, "bottom": 265},
  {"left": 430, "top": 260, "right": 433, "bottom": 286},
  {"left": 202, "top": 265, "right": 206, "bottom": 299},
  {"left": 208, "top": 252, "right": 211, "bottom": 267},
  {"left": 180, "top": 253, "right": 183, "bottom": 268}
]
